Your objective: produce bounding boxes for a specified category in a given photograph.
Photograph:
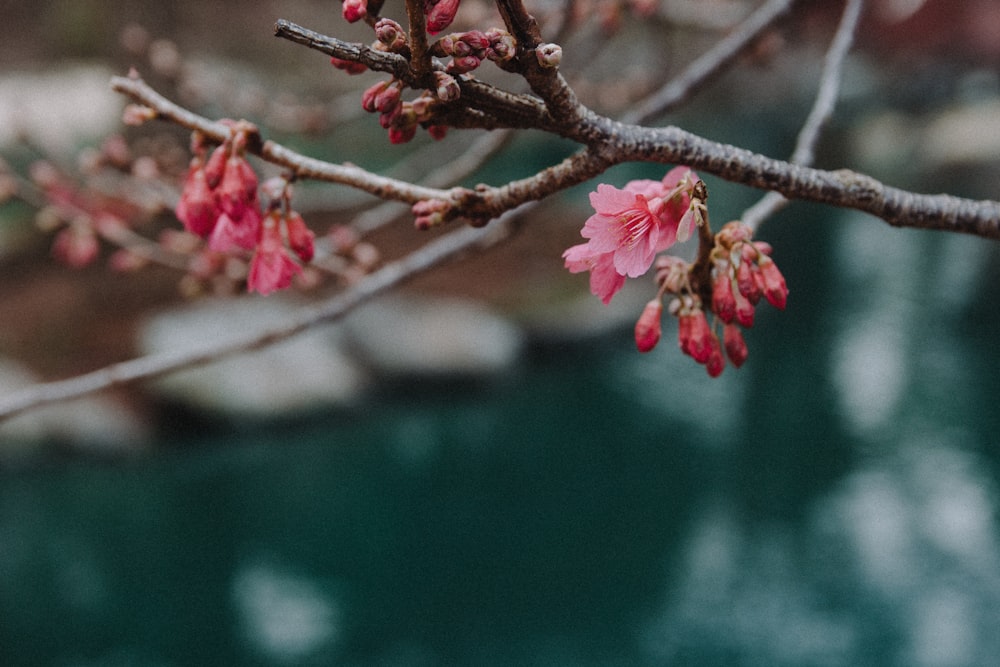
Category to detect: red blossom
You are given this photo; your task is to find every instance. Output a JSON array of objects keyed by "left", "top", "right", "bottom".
[{"left": 247, "top": 213, "right": 302, "bottom": 295}]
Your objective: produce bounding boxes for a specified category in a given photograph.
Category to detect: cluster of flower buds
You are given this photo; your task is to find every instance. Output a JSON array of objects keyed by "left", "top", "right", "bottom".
[
  {"left": 340, "top": 0, "right": 462, "bottom": 35},
  {"left": 710, "top": 221, "right": 788, "bottom": 324},
  {"left": 631, "top": 221, "right": 788, "bottom": 377},
  {"left": 27, "top": 135, "right": 165, "bottom": 271},
  {"left": 360, "top": 77, "right": 450, "bottom": 144},
  {"left": 430, "top": 28, "right": 517, "bottom": 74},
  {"left": 175, "top": 126, "right": 316, "bottom": 294}
]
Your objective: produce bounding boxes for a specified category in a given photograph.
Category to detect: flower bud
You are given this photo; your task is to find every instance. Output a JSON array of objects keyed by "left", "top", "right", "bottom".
[
  {"left": 758, "top": 256, "right": 788, "bottom": 309},
  {"left": 375, "top": 18, "right": 407, "bottom": 51},
  {"left": 433, "top": 72, "right": 461, "bottom": 101},
  {"left": 679, "top": 308, "right": 713, "bottom": 364},
  {"left": 285, "top": 211, "right": 315, "bottom": 263},
  {"left": 362, "top": 80, "right": 391, "bottom": 113},
  {"left": 634, "top": 299, "right": 663, "bottom": 353},
  {"left": 711, "top": 266, "right": 736, "bottom": 324},
  {"left": 330, "top": 56, "right": 367, "bottom": 75},
  {"left": 202, "top": 142, "right": 228, "bottom": 189},
  {"left": 342, "top": 0, "right": 368, "bottom": 23},
  {"left": 723, "top": 323, "right": 748, "bottom": 368},
  {"left": 485, "top": 30, "right": 516, "bottom": 62},
  {"left": 426, "top": 0, "right": 461, "bottom": 34},
  {"left": 447, "top": 55, "right": 481, "bottom": 74},
  {"left": 705, "top": 335, "right": 726, "bottom": 377},
  {"left": 535, "top": 43, "right": 562, "bottom": 68},
  {"left": 389, "top": 124, "right": 417, "bottom": 144},
  {"left": 176, "top": 162, "right": 219, "bottom": 237}
]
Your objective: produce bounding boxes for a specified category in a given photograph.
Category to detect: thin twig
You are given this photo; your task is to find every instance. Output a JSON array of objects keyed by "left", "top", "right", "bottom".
[
  {"left": 625, "top": 0, "right": 802, "bottom": 125},
  {"left": 0, "top": 217, "right": 517, "bottom": 422},
  {"left": 742, "top": 0, "right": 864, "bottom": 231}
]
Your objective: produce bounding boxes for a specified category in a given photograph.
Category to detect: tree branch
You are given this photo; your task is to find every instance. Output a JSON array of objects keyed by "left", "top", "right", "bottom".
[
  {"left": 742, "top": 0, "right": 865, "bottom": 231},
  {"left": 624, "top": 0, "right": 802, "bottom": 124},
  {"left": 0, "top": 218, "right": 516, "bottom": 422}
]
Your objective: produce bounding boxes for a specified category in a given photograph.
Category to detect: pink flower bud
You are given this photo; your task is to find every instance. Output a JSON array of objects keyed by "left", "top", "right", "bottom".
[
  {"left": 176, "top": 162, "right": 220, "bottom": 237},
  {"left": 203, "top": 143, "right": 228, "bottom": 189},
  {"left": 723, "top": 323, "right": 748, "bottom": 368},
  {"left": 362, "top": 80, "right": 391, "bottom": 113},
  {"left": 425, "top": 0, "right": 461, "bottom": 34},
  {"left": 485, "top": 30, "right": 516, "bottom": 62},
  {"left": 758, "top": 256, "right": 788, "bottom": 309},
  {"left": 705, "top": 335, "right": 726, "bottom": 377},
  {"left": 217, "top": 155, "right": 259, "bottom": 221},
  {"left": 412, "top": 198, "right": 450, "bottom": 229},
  {"left": 433, "top": 72, "right": 461, "bottom": 101},
  {"left": 374, "top": 83, "right": 402, "bottom": 113},
  {"left": 736, "top": 249, "right": 761, "bottom": 303},
  {"left": 711, "top": 269, "right": 736, "bottom": 324},
  {"left": 460, "top": 30, "right": 490, "bottom": 51},
  {"left": 679, "top": 308, "right": 713, "bottom": 364},
  {"left": 330, "top": 56, "right": 367, "bottom": 75},
  {"left": 634, "top": 299, "right": 663, "bottom": 353},
  {"left": 447, "top": 55, "right": 481, "bottom": 74},
  {"left": 389, "top": 124, "right": 418, "bottom": 144},
  {"left": 733, "top": 287, "right": 755, "bottom": 328},
  {"left": 375, "top": 19, "right": 407, "bottom": 51},
  {"left": 209, "top": 209, "right": 261, "bottom": 253},
  {"left": 428, "top": 125, "right": 448, "bottom": 140},
  {"left": 342, "top": 0, "right": 368, "bottom": 23},
  {"left": 248, "top": 212, "right": 302, "bottom": 295},
  {"left": 52, "top": 224, "right": 99, "bottom": 268},
  {"left": 285, "top": 211, "right": 315, "bottom": 263}
]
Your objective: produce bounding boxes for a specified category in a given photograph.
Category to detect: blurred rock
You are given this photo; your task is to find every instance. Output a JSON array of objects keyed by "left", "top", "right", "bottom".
[
  {"left": 342, "top": 295, "right": 525, "bottom": 377},
  {"left": 138, "top": 296, "right": 368, "bottom": 417},
  {"left": 0, "top": 358, "right": 149, "bottom": 462},
  {"left": 0, "top": 65, "right": 120, "bottom": 153}
]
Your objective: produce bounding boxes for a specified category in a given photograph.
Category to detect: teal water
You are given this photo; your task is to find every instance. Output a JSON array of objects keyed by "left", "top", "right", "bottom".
[{"left": 3, "top": 209, "right": 1000, "bottom": 666}]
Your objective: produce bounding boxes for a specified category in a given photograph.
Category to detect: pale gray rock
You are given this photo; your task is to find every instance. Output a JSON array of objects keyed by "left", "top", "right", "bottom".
[
  {"left": 138, "top": 296, "right": 368, "bottom": 416},
  {"left": 342, "top": 295, "right": 525, "bottom": 377}
]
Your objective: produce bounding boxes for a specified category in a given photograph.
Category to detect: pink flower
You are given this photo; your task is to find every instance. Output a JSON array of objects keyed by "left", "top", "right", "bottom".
[
  {"left": 216, "top": 155, "right": 259, "bottom": 222},
  {"left": 580, "top": 183, "right": 675, "bottom": 278},
  {"left": 209, "top": 209, "right": 261, "bottom": 253},
  {"left": 565, "top": 167, "right": 697, "bottom": 296},
  {"left": 562, "top": 243, "right": 627, "bottom": 305},
  {"left": 248, "top": 213, "right": 302, "bottom": 295}
]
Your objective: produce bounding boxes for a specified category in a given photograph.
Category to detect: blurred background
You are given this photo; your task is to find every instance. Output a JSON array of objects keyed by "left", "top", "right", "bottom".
[{"left": 3, "top": 0, "right": 1000, "bottom": 664}]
